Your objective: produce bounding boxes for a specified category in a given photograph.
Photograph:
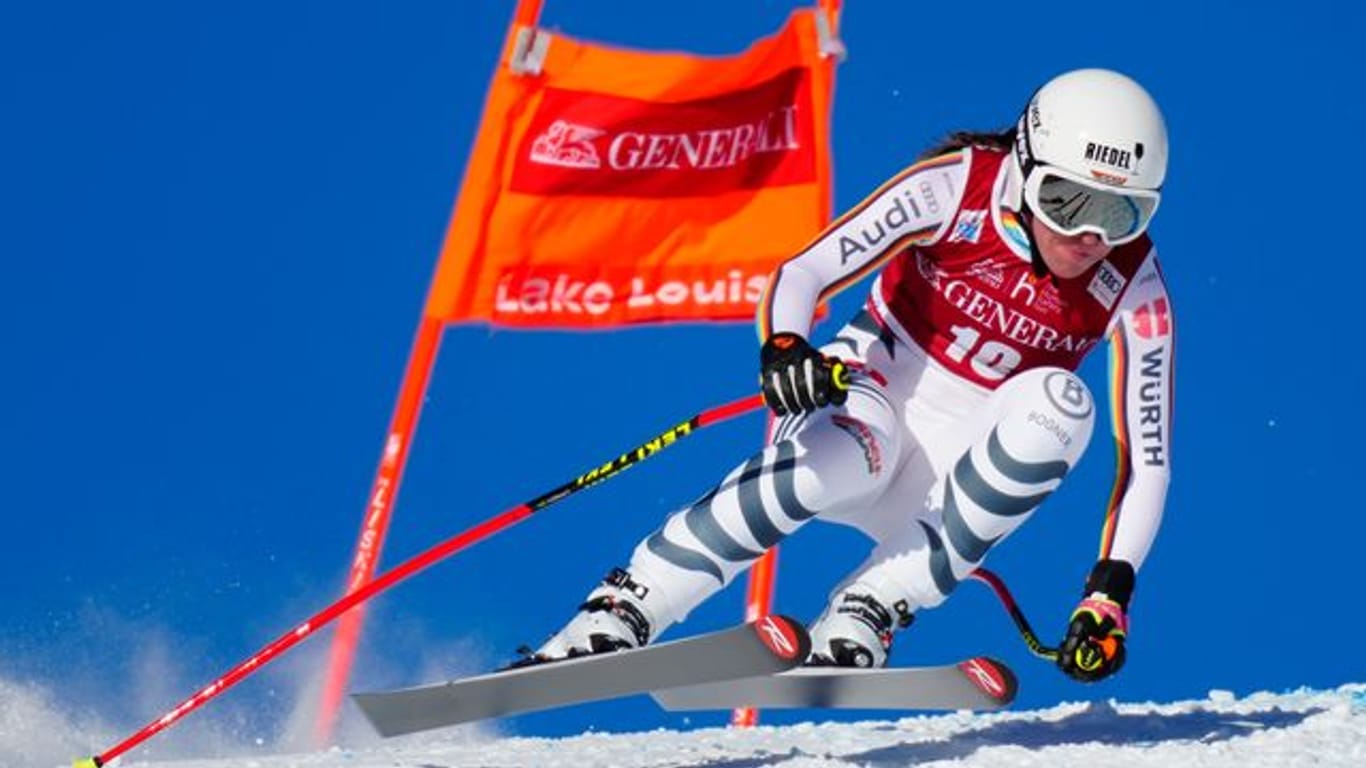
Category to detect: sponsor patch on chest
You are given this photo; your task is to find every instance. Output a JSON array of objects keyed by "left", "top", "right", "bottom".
[
  {"left": 948, "top": 209, "right": 987, "bottom": 244},
  {"left": 1087, "top": 260, "right": 1126, "bottom": 310}
]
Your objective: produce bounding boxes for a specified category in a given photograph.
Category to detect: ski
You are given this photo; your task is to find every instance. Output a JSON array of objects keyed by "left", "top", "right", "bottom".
[
  {"left": 650, "top": 656, "right": 1017, "bottom": 712},
  {"left": 353, "top": 614, "right": 810, "bottom": 737}
]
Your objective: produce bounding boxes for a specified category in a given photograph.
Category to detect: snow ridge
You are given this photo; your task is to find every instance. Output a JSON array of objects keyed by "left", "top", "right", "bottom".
[{"left": 114, "top": 685, "right": 1366, "bottom": 768}]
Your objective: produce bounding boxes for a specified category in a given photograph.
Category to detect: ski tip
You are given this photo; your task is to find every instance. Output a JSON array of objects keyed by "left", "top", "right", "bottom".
[
  {"left": 956, "top": 656, "right": 1018, "bottom": 707},
  {"left": 73, "top": 757, "right": 102, "bottom": 768},
  {"left": 752, "top": 614, "right": 811, "bottom": 667}
]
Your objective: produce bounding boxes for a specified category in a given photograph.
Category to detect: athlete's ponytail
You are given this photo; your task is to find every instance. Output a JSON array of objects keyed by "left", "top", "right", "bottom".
[{"left": 917, "top": 127, "right": 1015, "bottom": 162}]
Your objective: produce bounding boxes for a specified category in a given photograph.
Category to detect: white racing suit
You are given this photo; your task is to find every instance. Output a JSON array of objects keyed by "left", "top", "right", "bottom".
[{"left": 547, "top": 145, "right": 1174, "bottom": 660}]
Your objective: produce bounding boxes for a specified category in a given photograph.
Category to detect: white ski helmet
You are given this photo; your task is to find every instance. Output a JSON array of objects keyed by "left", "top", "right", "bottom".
[{"left": 1015, "top": 68, "right": 1168, "bottom": 246}]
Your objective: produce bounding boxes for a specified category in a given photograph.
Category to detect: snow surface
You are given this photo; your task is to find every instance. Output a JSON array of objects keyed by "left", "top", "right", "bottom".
[{"left": 18, "top": 685, "right": 1366, "bottom": 768}]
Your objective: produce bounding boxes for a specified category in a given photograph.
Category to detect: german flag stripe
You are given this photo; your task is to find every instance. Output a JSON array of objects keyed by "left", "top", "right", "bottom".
[
  {"left": 1099, "top": 326, "right": 1132, "bottom": 560},
  {"left": 756, "top": 271, "right": 784, "bottom": 341},
  {"left": 813, "top": 151, "right": 964, "bottom": 236}
]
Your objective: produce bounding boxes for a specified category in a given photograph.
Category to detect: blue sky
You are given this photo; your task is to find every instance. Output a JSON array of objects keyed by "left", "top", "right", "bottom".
[{"left": 3, "top": 0, "right": 1363, "bottom": 754}]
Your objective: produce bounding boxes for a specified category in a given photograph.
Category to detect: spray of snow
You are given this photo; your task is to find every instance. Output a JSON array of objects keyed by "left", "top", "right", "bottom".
[
  {"left": 0, "top": 676, "right": 116, "bottom": 768},
  {"left": 17, "top": 603, "right": 1363, "bottom": 767},
  {"left": 2, "top": 601, "right": 502, "bottom": 768}
]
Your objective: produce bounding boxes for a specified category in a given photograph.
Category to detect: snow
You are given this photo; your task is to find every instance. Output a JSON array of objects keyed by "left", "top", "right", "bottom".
[{"left": 14, "top": 683, "right": 1366, "bottom": 768}]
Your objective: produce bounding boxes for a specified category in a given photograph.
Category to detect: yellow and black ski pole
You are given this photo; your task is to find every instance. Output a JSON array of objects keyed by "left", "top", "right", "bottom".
[
  {"left": 969, "top": 567, "right": 1061, "bottom": 662},
  {"left": 76, "top": 393, "right": 765, "bottom": 767}
]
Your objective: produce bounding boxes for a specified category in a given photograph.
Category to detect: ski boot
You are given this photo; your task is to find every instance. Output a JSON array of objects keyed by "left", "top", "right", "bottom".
[
  {"left": 806, "top": 583, "right": 913, "bottom": 668},
  {"left": 513, "top": 568, "right": 655, "bottom": 667}
]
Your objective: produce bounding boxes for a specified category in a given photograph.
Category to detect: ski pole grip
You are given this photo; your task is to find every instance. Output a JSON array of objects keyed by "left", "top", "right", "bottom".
[{"left": 830, "top": 360, "right": 850, "bottom": 391}]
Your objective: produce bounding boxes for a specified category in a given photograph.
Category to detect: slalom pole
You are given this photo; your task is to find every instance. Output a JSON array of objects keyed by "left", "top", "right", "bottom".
[
  {"left": 316, "top": 316, "right": 443, "bottom": 746},
  {"left": 731, "top": 545, "right": 777, "bottom": 727},
  {"left": 76, "top": 393, "right": 765, "bottom": 768},
  {"left": 969, "top": 567, "right": 1060, "bottom": 662}
]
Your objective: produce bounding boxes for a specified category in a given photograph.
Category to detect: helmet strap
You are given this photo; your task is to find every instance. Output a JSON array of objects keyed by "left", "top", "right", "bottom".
[
  {"left": 1022, "top": 208, "right": 1049, "bottom": 278},
  {"left": 1012, "top": 112, "right": 1049, "bottom": 278},
  {"left": 1013, "top": 110, "right": 1038, "bottom": 181}
]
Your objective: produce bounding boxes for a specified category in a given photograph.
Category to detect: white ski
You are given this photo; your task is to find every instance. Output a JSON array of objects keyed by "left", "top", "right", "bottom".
[
  {"left": 650, "top": 656, "right": 1017, "bottom": 711},
  {"left": 353, "top": 615, "right": 810, "bottom": 737}
]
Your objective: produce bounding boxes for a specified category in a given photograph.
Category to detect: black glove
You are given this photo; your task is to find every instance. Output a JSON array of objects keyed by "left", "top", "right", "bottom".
[
  {"left": 759, "top": 332, "right": 850, "bottom": 416},
  {"left": 1057, "top": 559, "right": 1135, "bottom": 683}
]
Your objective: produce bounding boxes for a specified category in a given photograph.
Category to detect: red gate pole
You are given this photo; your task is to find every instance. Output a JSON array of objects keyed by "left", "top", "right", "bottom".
[
  {"left": 733, "top": 0, "right": 843, "bottom": 727},
  {"left": 312, "top": 0, "right": 548, "bottom": 746},
  {"left": 313, "top": 315, "right": 443, "bottom": 745}
]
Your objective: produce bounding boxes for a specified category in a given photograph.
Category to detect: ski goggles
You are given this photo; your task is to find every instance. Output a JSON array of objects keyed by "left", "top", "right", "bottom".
[{"left": 1023, "top": 164, "right": 1161, "bottom": 246}]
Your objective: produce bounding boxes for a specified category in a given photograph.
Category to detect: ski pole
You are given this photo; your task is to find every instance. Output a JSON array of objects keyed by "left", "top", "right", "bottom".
[
  {"left": 76, "top": 392, "right": 765, "bottom": 768},
  {"left": 969, "top": 567, "right": 1060, "bottom": 662}
]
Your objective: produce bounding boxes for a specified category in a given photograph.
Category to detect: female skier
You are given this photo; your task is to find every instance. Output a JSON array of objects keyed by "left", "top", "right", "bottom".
[{"left": 531, "top": 68, "right": 1174, "bottom": 682}]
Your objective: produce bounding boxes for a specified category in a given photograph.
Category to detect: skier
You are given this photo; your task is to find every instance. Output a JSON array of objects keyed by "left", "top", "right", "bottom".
[{"left": 530, "top": 68, "right": 1174, "bottom": 683}]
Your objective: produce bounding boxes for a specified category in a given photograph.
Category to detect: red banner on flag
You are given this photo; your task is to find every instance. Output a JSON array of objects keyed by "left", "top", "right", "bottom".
[{"left": 425, "top": 10, "right": 837, "bottom": 328}]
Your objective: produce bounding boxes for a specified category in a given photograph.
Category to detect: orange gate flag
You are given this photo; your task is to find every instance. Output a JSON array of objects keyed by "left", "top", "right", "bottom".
[{"left": 425, "top": 9, "right": 839, "bottom": 328}]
